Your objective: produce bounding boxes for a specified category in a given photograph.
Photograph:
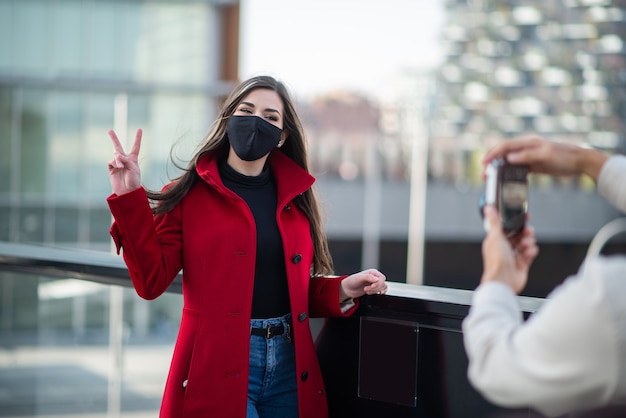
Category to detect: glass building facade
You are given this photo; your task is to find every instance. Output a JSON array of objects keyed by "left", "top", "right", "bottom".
[{"left": 0, "top": 0, "right": 233, "bottom": 249}]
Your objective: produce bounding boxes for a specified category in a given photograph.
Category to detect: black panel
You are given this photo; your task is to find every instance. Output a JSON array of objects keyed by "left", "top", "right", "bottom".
[{"left": 358, "top": 317, "right": 418, "bottom": 407}]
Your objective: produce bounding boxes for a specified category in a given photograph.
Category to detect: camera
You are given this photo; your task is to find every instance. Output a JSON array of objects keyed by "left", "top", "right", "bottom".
[{"left": 480, "top": 158, "right": 529, "bottom": 237}]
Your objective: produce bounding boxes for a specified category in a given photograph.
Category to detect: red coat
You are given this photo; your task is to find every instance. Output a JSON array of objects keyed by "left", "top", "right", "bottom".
[{"left": 107, "top": 150, "right": 359, "bottom": 418}]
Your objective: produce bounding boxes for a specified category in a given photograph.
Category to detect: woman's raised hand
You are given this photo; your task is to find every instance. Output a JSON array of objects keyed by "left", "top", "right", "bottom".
[{"left": 107, "top": 129, "right": 143, "bottom": 196}]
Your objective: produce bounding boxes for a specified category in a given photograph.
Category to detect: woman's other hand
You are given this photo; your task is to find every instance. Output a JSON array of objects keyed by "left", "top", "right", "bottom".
[
  {"left": 340, "top": 268, "right": 388, "bottom": 301},
  {"left": 107, "top": 129, "right": 143, "bottom": 195}
]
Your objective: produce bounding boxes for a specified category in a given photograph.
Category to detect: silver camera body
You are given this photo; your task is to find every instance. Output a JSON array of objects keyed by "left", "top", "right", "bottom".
[{"left": 482, "top": 158, "right": 529, "bottom": 237}]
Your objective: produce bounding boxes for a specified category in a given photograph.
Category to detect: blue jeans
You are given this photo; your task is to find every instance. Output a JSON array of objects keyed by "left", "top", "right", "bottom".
[{"left": 247, "top": 313, "right": 298, "bottom": 418}]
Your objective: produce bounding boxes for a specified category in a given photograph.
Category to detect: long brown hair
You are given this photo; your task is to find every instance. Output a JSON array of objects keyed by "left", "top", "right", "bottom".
[{"left": 146, "top": 75, "right": 334, "bottom": 276}]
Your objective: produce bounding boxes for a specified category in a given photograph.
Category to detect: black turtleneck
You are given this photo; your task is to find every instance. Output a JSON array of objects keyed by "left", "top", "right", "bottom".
[{"left": 218, "top": 161, "right": 291, "bottom": 319}]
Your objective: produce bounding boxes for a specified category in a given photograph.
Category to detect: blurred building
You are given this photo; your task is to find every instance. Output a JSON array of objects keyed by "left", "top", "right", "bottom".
[
  {"left": 0, "top": 0, "right": 239, "bottom": 250},
  {"left": 429, "top": 0, "right": 626, "bottom": 186}
]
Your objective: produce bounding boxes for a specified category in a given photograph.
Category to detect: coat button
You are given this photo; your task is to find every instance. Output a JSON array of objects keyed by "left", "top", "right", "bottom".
[
  {"left": 182, "top": 379, "right": 188, "bottom": 388},
  {"left": 291, "top": 254, "right": 302, "bottom": 264},
  {"left": 298, "top": 312, "right": 307, "bottom": 322},
  {"left": 301, "top": 372, "right": 309, "bottom": 382},
  {"left": 284, "top": 204, "right": 291, "bottom": 211}
]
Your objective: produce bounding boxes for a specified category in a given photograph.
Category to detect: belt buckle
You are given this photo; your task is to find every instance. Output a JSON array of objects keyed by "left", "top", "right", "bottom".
[{"left": 266, "top": 326, "right": 273, "bottom": 339}]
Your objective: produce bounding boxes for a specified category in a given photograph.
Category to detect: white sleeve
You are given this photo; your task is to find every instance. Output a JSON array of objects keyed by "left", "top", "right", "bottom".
[
  {"left": 462, "top": 269, "right": 619, "bottom": 417},
  {"left": 339, "top": 298, "right": 356, "bottom": 313},
  {"left": 597, "top": 155, "right": 626, "bottom": 213}
]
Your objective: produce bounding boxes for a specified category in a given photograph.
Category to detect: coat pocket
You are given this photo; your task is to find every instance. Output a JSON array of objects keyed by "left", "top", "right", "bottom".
[{"left": 162, "top": 307, "right": 200, "bottom": 415}]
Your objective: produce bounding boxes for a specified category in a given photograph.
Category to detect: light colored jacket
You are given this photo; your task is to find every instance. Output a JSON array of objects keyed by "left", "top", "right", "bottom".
[{"left": 463, "top": 155, "right": 626, "bottom": 417}]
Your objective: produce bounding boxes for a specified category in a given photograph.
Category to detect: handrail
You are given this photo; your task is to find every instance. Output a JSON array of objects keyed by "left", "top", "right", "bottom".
[
  {"left": 0, "top": 241, "right": 183, "bottom": 293},
  {"left": 0, "top": 241, "right": 543, "bottom": 313}
]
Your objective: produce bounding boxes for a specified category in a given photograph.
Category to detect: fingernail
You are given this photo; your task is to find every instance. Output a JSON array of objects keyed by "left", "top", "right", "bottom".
[{"left": 508, "top": 152, "right": 520, "bottom": 162}]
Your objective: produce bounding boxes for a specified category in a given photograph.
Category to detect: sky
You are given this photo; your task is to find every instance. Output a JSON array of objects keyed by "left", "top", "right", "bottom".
[{"left": 239, "top": 0, "right": 445, "bottom": 101}]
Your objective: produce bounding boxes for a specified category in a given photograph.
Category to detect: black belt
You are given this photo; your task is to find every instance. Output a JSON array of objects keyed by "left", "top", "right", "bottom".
[{"left": 251, "top": 323, "right": 291, "bottom": 340}]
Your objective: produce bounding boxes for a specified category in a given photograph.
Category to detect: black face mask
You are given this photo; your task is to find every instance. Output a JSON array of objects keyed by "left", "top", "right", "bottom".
[{"left": 226, "top": 116, "right": 283, "bottom": 161}]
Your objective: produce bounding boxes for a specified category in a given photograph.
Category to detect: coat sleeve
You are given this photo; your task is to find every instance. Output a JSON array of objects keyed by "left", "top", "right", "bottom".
[
  {"left": 107, "top": 187, "right": 183, "bottom": 300},
  {"left": 597, "top": 155, "right": 626, "bottom": 213},
  {"left": 462, "top": 259, "right": 621, "bottom": 417},
  {"left": 308, "top": 275, "right": 360, "bottom": 318}
]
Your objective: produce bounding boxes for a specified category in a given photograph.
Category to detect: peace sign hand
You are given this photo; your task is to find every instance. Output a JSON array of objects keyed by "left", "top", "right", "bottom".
[{"left": 107, "top": 128, "right": 143, "bottom": 196}]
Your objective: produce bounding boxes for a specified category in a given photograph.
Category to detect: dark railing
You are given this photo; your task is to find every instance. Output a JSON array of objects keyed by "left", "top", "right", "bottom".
[
  {"left": 0, "top": 242, "right": 181, "bottom": 293},
  {"left": 0, "top": 242, "right": 545, "bottom": 418}
]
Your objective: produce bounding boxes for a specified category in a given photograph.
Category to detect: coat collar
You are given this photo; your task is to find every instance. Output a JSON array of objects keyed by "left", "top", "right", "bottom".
[{"left": 196, "top": 150, "right": 315, "bottom": 205}]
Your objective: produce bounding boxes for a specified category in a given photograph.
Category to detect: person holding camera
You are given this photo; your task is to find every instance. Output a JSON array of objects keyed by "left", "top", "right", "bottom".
[{"left": 463, "top": 137, "right": 626, "bottom": 417}]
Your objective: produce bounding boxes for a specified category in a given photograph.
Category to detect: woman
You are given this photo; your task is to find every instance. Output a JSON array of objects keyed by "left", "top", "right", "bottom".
[{"left": 106, "top": 75, "right": 387, "bottom": 418}]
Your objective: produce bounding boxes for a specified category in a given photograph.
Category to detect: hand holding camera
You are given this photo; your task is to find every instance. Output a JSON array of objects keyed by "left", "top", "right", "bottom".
[{"left": 479, "top": 158, "right": 537, "bottom": 294}]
